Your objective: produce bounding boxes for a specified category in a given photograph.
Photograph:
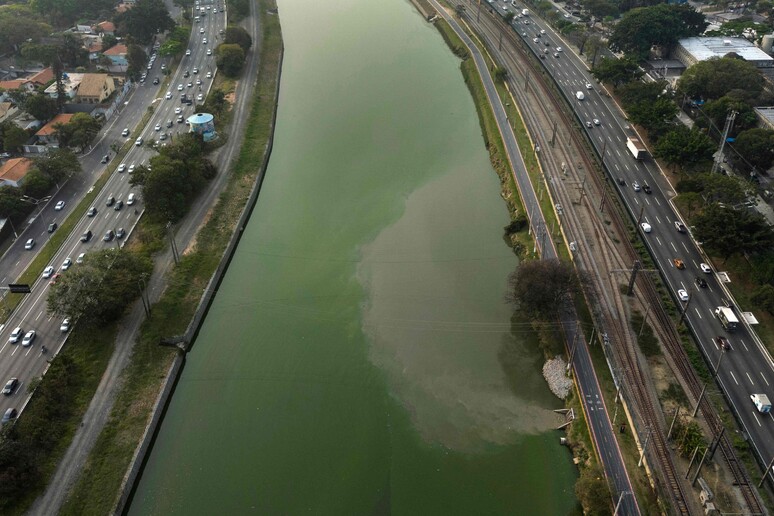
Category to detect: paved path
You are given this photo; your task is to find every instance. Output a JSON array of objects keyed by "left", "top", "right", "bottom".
[{"left": 427, "top": 3, "right": 639, "bottom": 514}]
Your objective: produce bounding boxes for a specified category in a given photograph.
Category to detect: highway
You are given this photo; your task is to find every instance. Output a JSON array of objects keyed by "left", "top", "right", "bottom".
[
  {"left": 430, "top": 2, "right": 640, "bottom": 514},
  {"left": 494, "top": 0, "right": 774, "bottom": 496},
  {"left": 0, "top": 3, "right": 226, "bottom": 420}
]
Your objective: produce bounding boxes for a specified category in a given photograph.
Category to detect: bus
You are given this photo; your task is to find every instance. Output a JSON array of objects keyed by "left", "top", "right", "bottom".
[{"left": 715, "top": 306, "right": 739, "bottom": 332}]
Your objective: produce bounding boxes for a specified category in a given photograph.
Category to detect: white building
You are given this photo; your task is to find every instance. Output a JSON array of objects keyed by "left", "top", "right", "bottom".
[{"left": 674, "top": 37, "right": 774, "bottom": 70}]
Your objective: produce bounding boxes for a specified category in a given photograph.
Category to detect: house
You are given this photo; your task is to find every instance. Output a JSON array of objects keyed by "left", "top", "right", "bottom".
[
  {"left": 76, "top": 24, "right": 93, "bottom": 34},
  {"left": 35, "top": 113, "right": 74, "bottom": 145},
  {"left": 44, "top": 72, "right": 83, "bottom": 99},
  {"left": 84, "top": 37, "right": 104, "bottom": 61},
  {"left": 0, "top": 79, "right": 36, "bottom": 94},
  {"left": 27, "top": 68, "right": 54, "bottom": 88},
  {"left": 0, "top": 158, "right": 33, "bottom": 188},
  {"left": 674, "top": 37, "right": 774, "bottom": 70},
  {"left": 76, "top": 73, "right": 114, "bottom": 104},
  {"left": 95, "top": 21, "right": 115, "bottom": 35},
  {"left": 103, "top": 44, "right": 128, "bottom": 67},
  {"left": 0, "top": 67, "right": 54, "bottom": 97},
  {"left": 0, "top": 102, "right": 19, "bottom": 124}
]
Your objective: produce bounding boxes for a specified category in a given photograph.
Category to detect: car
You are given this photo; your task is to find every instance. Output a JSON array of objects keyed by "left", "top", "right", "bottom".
[
  {"left": 700, "top": 263, "right": 712, "bottom": 273},
  {"left": 673, "top": 258, "right": 685, "bottom": 269},
  {"left": 24, "top": 238, "right": 35, "bottom": 250},
  {"left": 206, "top": 71, "right": 212, "bottom": 78},
  {"left": 196, "top": 78, "right": 202, "bottom": 85},
  {"left": 117, "top": 163, "right": 127, "bottom": 173},
  {"left": 200, "top": 27, "right": 205, "bottom": 33},
  {"left": 202, "top": 38, "right": 207, "bottom": 44},
  {"left": 585, "top": 121, "right": 592, "bottom": 128},
  {"left": 593, "top": 119, "right": 600, "bottom": 126},
  {"left": 106, "top": 195, "right": 115, "bottom": 207},
  {"left": 55, "top": 200, "right": 65, "bottom": 211},
  {"left": 193, "top": 67, "right": 200, "bottom": 74},
  {"left": 62, "top": 257, "right": 72, "bottom": 270},
  {"left": 186, "top": 49, "right": 191, "bottom": 56},
  {"left": 135, "top": 137, "right": 143, "bottom": 146},
  {"left": 81, "top": 230, "right": 92, "bottom": 242},
  {"left": 101, "top": 154, "right": 110, "bottom": 164},
  {"left": 553, "top": 52, "right": 559, "bottom": 58},
  {"left": 177, "top": 84, "right": 184, "bottom": 92},
  {"left": 674, "top": 220, "right": 686, "bottom": 233},
  {"left": 695, "top": 276, "right": 707, "bottom": 288},
  {"left": 617, "top": 177, "right": 625, "bottom": 186},
  {"left": 585, "top": 82, "right": 592, "bottom": 90},
  {"left": 642, "top": 184, "right": 652, "bottom": 194},
  {"left": 2, "top": 378, "right": 18, "bottom": 395},
  {"left": 153, "top": 77, "right": 160, "bottom": 85},
  {"left": 677, "top": 289, "right": 689, "bottom": 302},
  {"left": 8, "top": 327, "right": 22, "bottom": 343},
  {"left": 533, "top": 37, "right": 539, "bottom": 43},
  {"left": 116, "top": 227, "right": 126, "bottom": 239},
  {"left": 175, "top": 106, "right": 182, "bottom": 114},
  {"left": 21, "top": 330, "right": 35, "bottom": 346},
  {"left": 632, "top": 181, "right": 641, "bottom": 192},
  {"left": 177, "top": 114, "right": 185, "bottom": 123},
  {"left": 2, "top": 408, "right": 18, "bottom": 424},
  {"left": 165, "top": 91, "right": 172, "bottom": 99},
  {"left": 47, "top": 222, "right": 57, "bottom": 233},
  {"left": 42, "top": 266, "right": 55, "bottom": 279},
  {"left": 158, "top": 132, "right": 167, "bottom": 141},
  {"left": 556, "top": 46, "right": 563, "bottom": 52},
  {"left": 104, "top": 230, "right": 115, "bottom": 242},
  {"left": 540, "top": 29, "right": 546, "bottom": 34},
  {"left": 146, "top": 63, "right": 153, "bottom": 71},
  {"left": 76, "top": 252, "right": 86, "bottom": 264},
  {"left": 206, "top": 48, "right": 212, "bottom": 56},
  {"left": 187, "top": 82, "right": 193, "bottom": 88},
  {"left": 49, "top": 273, "right": 61, "bottom": 285},
  {"left": 167, "top": 119, "right": 173, "bottom": 128},
  {"left": 114, "top": 200, "right": 124, "bottom": 211},
  {"left": 155, "top": 123, "right": 162, "bottom": 132},
  {"left": 197, "top": 93, "right": 204, "bottom": 102},
  {"left": 715, "top": 335, "right": 731, "bottom": 350},
  {"left": 60, "top": 318, "right": 71, "bottom": 332},
  {"left": 127, "top": 193, "right": 136, "bottom": 205},
  {"left": 640, "top": 222, "right": 652, "bottom": 233},
  {"left": 161, "top": 64, "right": 167, "bottom": 71}
]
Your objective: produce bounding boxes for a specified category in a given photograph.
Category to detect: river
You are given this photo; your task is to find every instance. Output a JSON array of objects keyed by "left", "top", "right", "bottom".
[{"left": 128, "top": 0, "right": 577, "bottom": 513}]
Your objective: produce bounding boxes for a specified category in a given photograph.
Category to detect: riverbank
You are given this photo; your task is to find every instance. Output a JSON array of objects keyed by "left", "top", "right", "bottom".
[{"left": 56, "top": 2, "right": 284, "bottom": 513}]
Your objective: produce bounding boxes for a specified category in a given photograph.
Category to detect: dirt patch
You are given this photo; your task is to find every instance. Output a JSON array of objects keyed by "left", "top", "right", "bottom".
[{"left": 225, "top": 92, "right": 236, "bottom": 110}]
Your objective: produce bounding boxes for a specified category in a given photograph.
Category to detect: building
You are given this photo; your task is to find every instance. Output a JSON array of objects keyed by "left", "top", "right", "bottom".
[
  {"left": 76, "top": 73, "right": 115, "bottom": 104},
  {"left": 44, "top": 72, "right": 83, "bottom": 100},
  {"left": 674, "top": 37, "right": 774, "bottom": 70},
  {"left": 95, "top": 21, "right": 115, "bottom": 35},
  {"left": 0, "top": 67, "right": 54, "bottom": 95},
  {"left": 186, "top": 112, "right": 217, "bottom": 141},
  {"left": 35, "top": 113, "right": 74, "bottom": 145},
  {"left": 103, "top": 44, "right": 128, "bottom": 67},
  {"left": 0, "top": 158, "right": 33, "bottom": 188}
]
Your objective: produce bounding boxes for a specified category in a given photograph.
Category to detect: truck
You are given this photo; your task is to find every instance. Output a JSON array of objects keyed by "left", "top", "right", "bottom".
[
  {"left": 715, "top": 306, "right": 739, "bottom": 332},
  {"left": 521, "top": 8, "right": 529, "bottom": 15},
  {"left": 751, "top": 393, "right": 771, "bottom": 414},
  {"left": 626, "top": 137, "right": 648, "bottom": 160}
]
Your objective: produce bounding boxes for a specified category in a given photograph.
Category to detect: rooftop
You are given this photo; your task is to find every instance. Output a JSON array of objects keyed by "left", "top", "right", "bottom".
[
  {"left": 0, "top": 158, "right": 32, "bottom": 183},
  {"left": 103, "top": 44, "right": 127, "bottom": 56},
  {"left": 77, "top": 73, "right": 111, "bottom": 98},
  {"left": 36, "top": 113, "right": 74, "bottom": 136},
  {"left": 679, "top": 36, "right": 774, "bottom": 63}
]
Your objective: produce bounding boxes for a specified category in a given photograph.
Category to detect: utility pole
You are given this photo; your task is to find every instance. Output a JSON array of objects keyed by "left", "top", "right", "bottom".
[
  {"left": 166, "top": 222, "right": 180, "bottom": 264},
  {"left": 691, "top": 447, "right": 708, "bottom": 485},
  {"left": 667, "top": 407, "right": 680, "bottom": 439},
  {"left": 567, "top": 321, "right": 580, "bottom": 370},
  {"left": 678, "top": 291, "right": 692, "bottom": 326},
  {"left": 711, "top": 110, "right": 736, "bottom": 175},
  {"left": 627, "top": 260, "right": 641, "bottom": 296},
  {"left": 759, "top": 454, "right": 774, "bottom": 488},
  {"left": 692, "top": 383, "right": 707, "bottom": 418},
  {"left": 638, "top": 427, "right": 651, "bottom": 467},
  {"left": 613, "top": 491, "right": 630, "bottom": 516}
]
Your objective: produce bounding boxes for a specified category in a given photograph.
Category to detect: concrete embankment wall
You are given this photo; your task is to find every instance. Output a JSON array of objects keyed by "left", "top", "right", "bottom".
[
  {"left": 112, "top": 44, "right": 285, "bottom": 516},
  {"left": 407, "top": 0, "right": 436, "bottom": 20}
]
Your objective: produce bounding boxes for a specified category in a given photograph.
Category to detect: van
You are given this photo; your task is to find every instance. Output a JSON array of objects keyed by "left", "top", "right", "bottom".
[
  {"left": 135, "top": 137, "right": 143, "bottom": 147},
  {"left": 127, "top": 193, "right": 136, "bottom": 206}
]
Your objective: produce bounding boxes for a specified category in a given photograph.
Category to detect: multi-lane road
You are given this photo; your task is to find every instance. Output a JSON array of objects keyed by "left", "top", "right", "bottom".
[
  {"left": 0, "top": 3, "right": 227, "bottom": 420},
  {"left": 501, "top": 1, "right": 774, "bottom": 485}
]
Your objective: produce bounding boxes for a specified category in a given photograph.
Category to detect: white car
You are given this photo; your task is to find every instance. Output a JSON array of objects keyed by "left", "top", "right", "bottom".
[
  {"left": 593, "top": 119, "right": 600, "bottom": 126},
  {"left": 197, "top": 93, "right": 204, "bottom": 102},
  {"left": 121, "top": 128, "right": 130, "bottom": 137},
  {"left": 54, "top": 200, "right": 65, "bottom": 211},
  {"left": 61, "top": 257, "right": 72, "bottom": 270},
  {"left": 128, "top": 164, "right": 135, "bottom": 173},
  {"left": 196, "top": 78, "right": 202, "bottom": 85},
  {"left": 42, "top": 266, "right": 55, "bottom": 279},
  {"left": 206, "top": 49, "right": 212, "bottom": 56},
  {"left": 700, "top": 263, "right": 712, "bottom": 273},
  {"left": 155, "top": 123, "right": 162, "bottom": 131},
  {"left": 175, "top": 107, "right": 182, "bottom": 114},
  {"left": 202, "top": 38, "right": 208, "bottom": 44},
  {"left": 640, "top": 222, "right": 652, "bottom": 233},
  {"left": 193, "top": 67, "right": 199, "bottom": 74},
  {"left": 200, "top": 27, "right": 205, "bottom": 34},
  {"left": 186, "top": 49, "right": 191, "bottom": 56},
  {"left": 24, "top": 238, "right": 34, "bottom": 250},
  {"left": 177, "top": 84, "right": 184, "bottom": 91},
  {"left": 556, "top": 46, "right": 563, "bottom": 52},
  {"left": 21, "top": 330, "right": 35, "bottom": 347},
  {"left": 76, "top": 252, "right": 86, "bottom": 264},
  {"left": 117, "top": 164, "right": 127, "bottom": 173},
  {"left": 165, "top": 91, "right": 172, "bottom": 99},
  {"left": 60, "top": 318, "right": 71, "bottom": 332},
  {"left": 585, "top": 82, "right": 592, "bottom": 90},
  {"left": 9, "top": 327, "right": 22, "bottom": 343},
  {"left": 206, "top": 71, "right": 212, "bottom": 78},
  {"left": 632, "top": 181, "right": 641, "bottom": 192},
  {"left": 678, "top": 289, "right": 689, "bottom": 302}
]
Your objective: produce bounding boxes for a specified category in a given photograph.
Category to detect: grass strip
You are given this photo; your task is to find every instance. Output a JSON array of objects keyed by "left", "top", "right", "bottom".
[{"left": 59, "top": 2, "right": 282, "bottom": 513}]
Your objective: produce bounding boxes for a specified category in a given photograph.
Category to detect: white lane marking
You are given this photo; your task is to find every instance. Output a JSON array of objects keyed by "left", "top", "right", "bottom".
[
  {"left": 11, "top": 345, "right": 19, "bottom": 356},
  {"left": 24, "top": 346, "right": 32, "bottom": 357},
  {"left": 761, "top": 372, "right": 769, "bottom": 386},
  {"left": 742, "top": 340, "right": 749, "bottom": 352},
  {"left": 730, "top": 370, "right": 739, "bottom": 385},
  {"left": 753, "top": 411, "right": 762, "bottom": 427},
  {"left": 747, "top": 372, "right": 755, "bottom": 385},
  {"left": 624, "top": 164, "right": 630, "bottom": 171},
  {"left": 0, "top": 342, "right": 7, "bottom": 353},
  {"left": 694, "top": 307, "right": 702, "bottom": 318},
  {"left": 655, "top": 236, "right": 663, "bottom": 246},
  {"left": 35, "top": 310, "right": 43, "bottom": 321},
  {"left": 654, "top": 197, "right": 661, "bottom": 206},
  {"left": 655, "top": 215, "right": 662, "bottom": 224},
  {"left": 682, "top": 242, "right": 690, "bottom": 252},
  {"left": 670, "top": 242, "right": 677, "bottom": 252}
]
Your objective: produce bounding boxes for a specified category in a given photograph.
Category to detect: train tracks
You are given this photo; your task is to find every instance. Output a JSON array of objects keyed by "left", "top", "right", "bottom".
[{"left": 440, "top": 2, "right": 764, "bottom": 513}]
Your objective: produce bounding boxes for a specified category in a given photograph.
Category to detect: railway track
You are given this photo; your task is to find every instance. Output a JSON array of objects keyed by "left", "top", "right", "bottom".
[{"left": 438, "top": 2, "right": 764, "bottom": 513}]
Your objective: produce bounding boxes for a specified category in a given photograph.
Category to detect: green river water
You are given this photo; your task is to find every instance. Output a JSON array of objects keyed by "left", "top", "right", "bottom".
[{"left": 128, "top": 0, "right": 577, "bottom": 513}]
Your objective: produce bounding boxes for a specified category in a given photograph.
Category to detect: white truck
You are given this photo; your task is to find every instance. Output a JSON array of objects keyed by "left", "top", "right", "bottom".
[
  {"left": 751, "top": 393, "right": 771, "bottom": 414},
  {"left": 626, "top": 137, "right": 648, "bottom": 160},
  {"left": 521, "top": 8, "right": 529, "bottom": 15},
  {"left": 715, "top": 306, "right": 739, "bottom": 332}
]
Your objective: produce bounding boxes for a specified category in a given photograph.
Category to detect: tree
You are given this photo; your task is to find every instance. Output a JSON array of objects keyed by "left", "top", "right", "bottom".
[
  {"left": 115, "top": 0, "right": 175, "bottom": 44},
  {"left": 751, "top": 284, "right": 774, "bottom": 314},
  {"left": 216, "top": 43, "right": 245, "bottom": 77},
  {"left": 693, "top": 204, "right": 774, "bottom": 261},
  {"left": 35, "top": 149, "right": 81, "bottom": 183},
  {"left": 654, "top": 126, "right": 715, "bottom": 172},
  {"left": 159, "top": 39, "right": 184, "bottom": 58},
  {"left": 47, "top": 249, "right": 152, "bottom": 326},
  {"left": 732, "top": 128, "right": 774, "bottom": 173},
  {"left": 126, "top": 44, "right": 148, "bottom": 81},
  {"left": 575, "top": 465, "right": 612, "bottom": 515},
  {"left": 584, "top": 0, "right": 618, "bottom": 18},
  {"left": 0, "top": 5, "right": 51, "bottom": 54},
  {"left": 24, "top": 95, "right": 58, "bottom": 122},
  {"left": 701, "top": 95, "right": 757, "bottom": 136},
  {"left": 678, "top": 57, "right": 764, "bottom": 101},
  {"left": 626, "top": 97, "right": 677, "bottom": 135},
  {"left": 55, "top": 113, "right": 101, "bottom": 151},
  {"left": 591, "top": 57, "right": 643, "bottom": 87},
  {"left": 454, "top": 4, "right": 466, "bottom": 17},
  {"left": 616, "top": 80, "right": 666, "bottom": 107},
  {"left": 30, "top": 0, "right": 116, "bottom": 26},
  {"left": 493, "top": 67, "right": 508, "bottom": 82},
  {"left": 2, "top": 125, "right": 28, "bottom": 154},
  {"left": 509, "top": 259, "right": 582, "bottom": 320},
  {"left": 0, "top": 187, "right": 30, "bottom": 222},
  {"left": 101, "top": 34, "right": 118, "bottom": 51},
  {"left": 22, "top": 169, "right": 53, "bottom": 198},
  {"left": 697, "top": 173, "right": 747, "bottom": 205},
  {"left": 705, "top": 19, "right": 773, "bottom": 38},
  {"left": 609, "top": 4, "right": 707, "bottom": 58}
]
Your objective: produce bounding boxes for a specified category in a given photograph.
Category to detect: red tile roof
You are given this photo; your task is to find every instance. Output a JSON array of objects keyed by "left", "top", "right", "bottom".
[
  {"left": 103, "top": 44, "right": 127, "bottom": 56},
  {"left": 0, "top": 158, "right": 32, "bottom": 184},
  {"left": 36, "top": 113, "right": 74, "bottom": 136}
]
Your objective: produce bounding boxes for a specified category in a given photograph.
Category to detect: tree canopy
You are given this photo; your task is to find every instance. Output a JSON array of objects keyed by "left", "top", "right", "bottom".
[
  {"left": 115, "top": 0, "right": 175, "bottom": 44},
  {"left": 47, "top": 249, "right": 152, "bottom": 326},
  {"left": 700, "top": 95, "right": 758, "bottom": 136},
  {"left": 509, "top": 259, "right": 583, "bottom": 320},
  {"left": 732, "top": 128, "right": 774, "bottom": 173},
  {"left": 591, "top": 57, "right": 643, "bottom": 87},
  {"left": 126, "top": 44, "right": 148, "bottom": 81},
  {"left": 609, "top": 4, "right": 707, "bottom": 58},
  {"left": 55, "top": 113, "right": 101, "bottom": 151},
  {"left": 676, "top": 173, "right": 747, "bottom": 205},
  {"left": 29, "top": 0, "right": 115, "bottom": 27},
  {"left": 225, "top": 26, "right": 252, "bottom": 53},
  {"left": 626, "top": 97, "right": 678, "bottom": 136},
  {"left": 693, "top": 204, "right": 774, "bottom": 261},
  {"left": 216, "top": 43, "right": 246, "bottom": 77},
  {"left": 0, "top": 6, "right": 51, "bottom": 54},
  {"left": 653, "top": 126, "right": 715, "bottom": 172},
  {"left": 678, "top": 57, "right": 764, "bottom": 101},
  {"left": 34, "top": 149, "right": 81, "bottom": 184}
]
